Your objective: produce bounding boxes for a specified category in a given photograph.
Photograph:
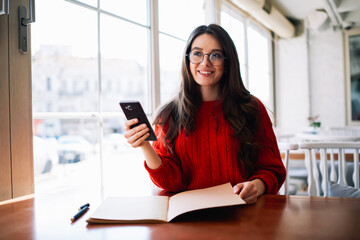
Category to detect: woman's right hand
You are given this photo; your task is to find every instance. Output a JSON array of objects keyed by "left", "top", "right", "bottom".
[{"left": 124, "top": 118, "right": 150, "bottom": 148}]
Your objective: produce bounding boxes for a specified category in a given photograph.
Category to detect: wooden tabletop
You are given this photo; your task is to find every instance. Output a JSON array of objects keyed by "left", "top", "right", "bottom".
[{"left": 0, "top": 193, "right": 359, "bottom": 240}]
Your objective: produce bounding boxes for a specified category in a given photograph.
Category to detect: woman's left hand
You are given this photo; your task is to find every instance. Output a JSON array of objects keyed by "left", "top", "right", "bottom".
[{"left": 233, "top": 179, "right": 265, "bottom": 204}]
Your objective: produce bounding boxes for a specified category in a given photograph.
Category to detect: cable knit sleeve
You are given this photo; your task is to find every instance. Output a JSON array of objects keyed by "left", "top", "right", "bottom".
[
  {"left": 248, "top": 99, "right": 286, "bottom": 194},
  {"left": 144, "top": 124, "right": 187, "bottom": 192}
]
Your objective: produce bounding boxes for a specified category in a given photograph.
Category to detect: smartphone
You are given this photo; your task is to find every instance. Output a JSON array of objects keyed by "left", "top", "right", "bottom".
[{"left": 119, "top": 101, "right": 157, "bottom": 141}]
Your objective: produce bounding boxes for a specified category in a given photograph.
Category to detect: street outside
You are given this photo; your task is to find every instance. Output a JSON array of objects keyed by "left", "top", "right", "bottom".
[{"left": 34, "top": 149, "right": 155, "bottom": 198}]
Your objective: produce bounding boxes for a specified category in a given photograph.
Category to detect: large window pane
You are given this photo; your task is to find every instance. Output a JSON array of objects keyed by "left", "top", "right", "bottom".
[
  {"left": 32, "top": 0, "right": 98, "bottom": 113},
  {"left": 248, "top": 25, "right": 272, "bottom": 108},
  {"left": 159, "top": 34, "right": 184, "bottom": 104},
  {"left": 32, "top": 0, "right": 101, "bottom": 195},
  {"left": 159, "top": 0, "right": 205, "bottom": 40},
  {"left": 100, "top": 14, "right": 150, "bottom": 113},
  {"left": 220, "top": 9, "right": 247, "bottom": 84},
  {"left": 32, "top": 0, "right": 154, "bottom": 197},
  {"left": 220, "top": 3, "right": 273, "bottom": 110},
  {"left": 100, "top": 0, "right": 148, "bottom": 26},
  {"left": 349, "top": 34, "right": 360, "bottom": 121}
]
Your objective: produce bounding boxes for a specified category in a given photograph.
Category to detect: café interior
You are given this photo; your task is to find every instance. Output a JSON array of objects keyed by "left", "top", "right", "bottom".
[{"left": 1, "top": 0, "right": 360, "bottom": 239}]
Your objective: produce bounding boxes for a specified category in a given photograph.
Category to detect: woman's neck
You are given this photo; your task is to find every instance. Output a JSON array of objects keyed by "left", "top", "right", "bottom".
[{"left": 200, "top": 85, "right": 220, "bottom": 101}]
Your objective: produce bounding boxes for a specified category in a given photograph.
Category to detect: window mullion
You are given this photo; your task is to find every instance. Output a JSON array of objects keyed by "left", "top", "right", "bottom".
[
  {"left": 244, "top": 18, "right": 249, "bottom": 88},
  {"left": 97, "top": 0, "right": 105, "bottom": 199},
  {"left": 149, "top": 0, "right": 160, "bottom": 114}
]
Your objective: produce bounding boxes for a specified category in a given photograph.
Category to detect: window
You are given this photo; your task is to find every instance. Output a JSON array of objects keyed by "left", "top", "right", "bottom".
[
  {"left": 100, "top": 13, "right": 150, "bottom": 112},
  {"left": 32, "top": 0, "right": 207, "bottom": 198},
  {"left": 220, "top": 3, "right": 247, "bottom": 82},
  {"left": 247, "top": 23, "right": 273, "bottom": 110},
  {"left": 158, "top": 0, "right": 205, "bottom": 104},
  {"left": 220, "top": 1, "right": 274, "bottom": 111},
  {"left": 31, "top": 0, "right": 274, "bottom": 199},
  {"left": 32, "top": 0, "right": 152, "bottom": 197}
]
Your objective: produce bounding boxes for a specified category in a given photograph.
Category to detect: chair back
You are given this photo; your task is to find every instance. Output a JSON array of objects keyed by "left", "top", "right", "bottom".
[
  {"left": 278, "top": 143, "right": 299, "bottom": 195},
  {"left": 298, "top": 142, "right": 360, "bottom": 196}
]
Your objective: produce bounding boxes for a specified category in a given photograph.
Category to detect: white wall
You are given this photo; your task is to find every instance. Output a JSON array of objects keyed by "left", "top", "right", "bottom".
[
  {"left": 308, "top": 29, "right": 346, "bottom": 128},
  {"left": 276, "top": 33, "right": 310, "bottom": 133},
  {"left": 276, "top": 27, "right": 346, "bottom": 134}
]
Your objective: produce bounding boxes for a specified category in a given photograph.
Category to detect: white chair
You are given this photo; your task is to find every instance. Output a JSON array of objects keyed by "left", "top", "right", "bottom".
[
  {"left": 278, "top": 143, "right": 299, "bottom": 195},
  {"left": 299, "top": 142, "right": 360, "bottom": 197}
]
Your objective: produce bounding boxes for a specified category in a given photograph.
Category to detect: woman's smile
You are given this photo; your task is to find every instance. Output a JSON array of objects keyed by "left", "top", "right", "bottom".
[{"left": 197, "top": 69, "right": 215, "bottom": 76}]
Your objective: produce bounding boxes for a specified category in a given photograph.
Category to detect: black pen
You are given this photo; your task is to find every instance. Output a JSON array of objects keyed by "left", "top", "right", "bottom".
[
  {"left": 71, "top": 205, "right": 89, "bottom": 222},
  {"left": 78, "top": 203, "right": 90, "bottom": 211}
]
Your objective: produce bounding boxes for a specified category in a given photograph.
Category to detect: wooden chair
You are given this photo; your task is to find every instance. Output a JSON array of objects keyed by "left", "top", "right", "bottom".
[
  {"left": 298, "top": 142, "right": 360, "bottom": 196},
  {"left": 278, "top": 143, "right": 299, "bottom": 195}
]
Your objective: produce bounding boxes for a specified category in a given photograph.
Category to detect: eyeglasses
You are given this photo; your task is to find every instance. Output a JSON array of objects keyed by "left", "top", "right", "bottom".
[{"left": 187, "top": 50, "right": 226, "bottom": 66}]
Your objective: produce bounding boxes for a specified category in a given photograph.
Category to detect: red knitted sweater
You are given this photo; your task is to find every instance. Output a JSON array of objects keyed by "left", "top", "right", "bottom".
[{"left": 145, "top": 99, "right": 286, "bottom": 194}]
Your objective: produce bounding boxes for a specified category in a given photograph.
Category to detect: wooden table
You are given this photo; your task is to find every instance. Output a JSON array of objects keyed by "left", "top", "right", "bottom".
[{"left": 0, "top": 193, "right": 359, "bottom": 240}]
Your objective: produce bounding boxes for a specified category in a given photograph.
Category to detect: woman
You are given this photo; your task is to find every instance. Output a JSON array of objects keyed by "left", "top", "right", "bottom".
[{"left": 124, "top": 24, "right": 286, "bottom": 204}]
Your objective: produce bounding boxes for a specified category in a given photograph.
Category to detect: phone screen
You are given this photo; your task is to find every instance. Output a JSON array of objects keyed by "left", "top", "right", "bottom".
[{"left": 119, "top": 101, "right": 157, "bottom": 141}]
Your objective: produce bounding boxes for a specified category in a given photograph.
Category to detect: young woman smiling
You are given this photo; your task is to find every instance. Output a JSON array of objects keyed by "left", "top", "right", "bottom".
[{"left": 124, "top": 24, "right": 286, "bottom": 204}]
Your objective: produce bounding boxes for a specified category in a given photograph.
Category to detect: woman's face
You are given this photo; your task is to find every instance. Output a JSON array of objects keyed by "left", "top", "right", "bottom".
[{"left": 189, "top": 33, "right": 225, "bottom": 94}]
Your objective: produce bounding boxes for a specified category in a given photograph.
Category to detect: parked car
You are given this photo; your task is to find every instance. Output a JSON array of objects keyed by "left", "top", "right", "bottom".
[
  {"left": 33, "top": 136, "right": 58, "bottom": 175},
  {"left": 57, "top": 135, "right": 92, "bottom": 163}
]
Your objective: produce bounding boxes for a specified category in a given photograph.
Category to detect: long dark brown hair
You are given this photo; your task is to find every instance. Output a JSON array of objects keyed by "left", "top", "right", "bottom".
[{"left": 154, "top": 24, "right": 260, "bottom": 172}]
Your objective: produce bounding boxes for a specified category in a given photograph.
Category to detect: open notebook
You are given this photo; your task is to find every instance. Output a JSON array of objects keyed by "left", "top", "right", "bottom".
[{"left": 87, "top": 182, "right": 246, "bottom": 223}]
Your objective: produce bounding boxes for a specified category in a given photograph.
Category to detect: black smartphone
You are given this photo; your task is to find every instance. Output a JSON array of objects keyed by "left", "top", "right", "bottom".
[{"left": 119, "top": 101, "right": 157, "bottom": 141}]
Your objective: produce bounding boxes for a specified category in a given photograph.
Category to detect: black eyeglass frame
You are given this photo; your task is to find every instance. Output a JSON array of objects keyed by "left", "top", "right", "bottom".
[{"left": 186, "top": 51, "right": 227, "bottom": 66}]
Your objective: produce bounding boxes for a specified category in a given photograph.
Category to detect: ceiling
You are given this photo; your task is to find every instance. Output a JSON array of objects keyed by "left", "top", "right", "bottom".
[{"left": 271, "top": 0, "right": 360, "bottom": 30}]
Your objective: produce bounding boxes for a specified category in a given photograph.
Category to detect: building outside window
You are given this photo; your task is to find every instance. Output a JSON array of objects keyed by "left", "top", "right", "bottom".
[{"left": 32, "top": 0, "right": 206, "bottom": 198}]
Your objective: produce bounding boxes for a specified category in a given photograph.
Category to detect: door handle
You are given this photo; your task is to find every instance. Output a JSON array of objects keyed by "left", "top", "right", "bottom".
[
  {"left": 19, "top": 0, "right": 35, "bottom": 53},
  {"left": 0, "top": 0, "right": 9, "bottom": 15}
]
